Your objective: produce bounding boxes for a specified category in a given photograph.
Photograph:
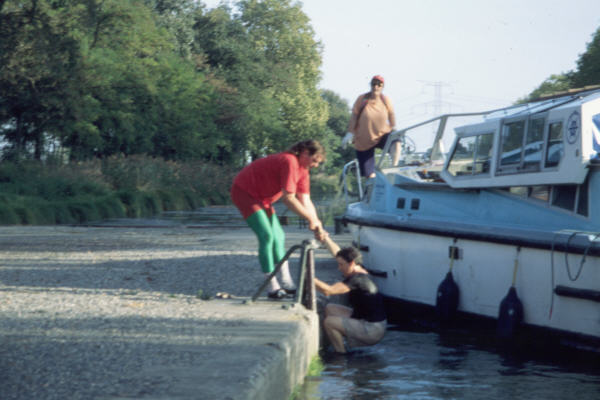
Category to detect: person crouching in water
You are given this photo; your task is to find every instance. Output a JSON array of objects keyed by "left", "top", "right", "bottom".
[
  {"left": 230, "top": 140, "right": 325, "bottom": 299},
  {"left": 314, "top": 233, "right": 387, "bottom": 353}
]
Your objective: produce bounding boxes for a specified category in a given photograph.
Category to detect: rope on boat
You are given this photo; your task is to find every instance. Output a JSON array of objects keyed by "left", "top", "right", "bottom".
[
  {"left": 564, "top": 231, "right": 600, "bottom": 282},
  {"left": 512, "top": 247, "right": 521, "bottom": 287},
  {"left": 549, "top": 231, "right": 600, "bottom": 319}
]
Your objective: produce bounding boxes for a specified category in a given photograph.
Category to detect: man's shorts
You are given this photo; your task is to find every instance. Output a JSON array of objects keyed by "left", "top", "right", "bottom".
[
  {"left": 342, "top": 317, "right": 387, "bottom": 348},
  {"left": 356, "top": 132, "right": 399, "bottom": 177}
]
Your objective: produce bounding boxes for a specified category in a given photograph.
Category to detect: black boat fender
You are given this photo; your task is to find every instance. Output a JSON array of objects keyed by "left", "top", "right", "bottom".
[
  {"left": 497, "top": 247, "right": 524, "bottom": 339},
  {"left": 435, "top": 241, "right": 460, "bottom": 322}
]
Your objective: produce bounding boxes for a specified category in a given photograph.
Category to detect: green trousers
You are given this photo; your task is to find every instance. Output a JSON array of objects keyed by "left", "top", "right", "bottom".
[{"left": 246, "top": 210, "right": 285, "bottom": 274}]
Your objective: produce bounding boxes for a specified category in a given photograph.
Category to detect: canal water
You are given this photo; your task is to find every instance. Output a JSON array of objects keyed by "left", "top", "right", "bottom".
[
  {"left": 297, "top": 323, "right": 600, "bottom": 400},
  {"left": 101, "top": 208, "right": 600, "bottom": 400}
]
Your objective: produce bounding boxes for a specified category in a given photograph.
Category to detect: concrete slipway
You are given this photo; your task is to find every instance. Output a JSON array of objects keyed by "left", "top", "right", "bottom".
[{"left": 0, "top": 222, "right": 349, "bottom": 400}]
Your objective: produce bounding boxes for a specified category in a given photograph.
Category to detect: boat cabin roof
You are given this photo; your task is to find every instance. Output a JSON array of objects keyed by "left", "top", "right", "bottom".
[{"left": 382, "top": 87, "right": 600, "bottom": 190}]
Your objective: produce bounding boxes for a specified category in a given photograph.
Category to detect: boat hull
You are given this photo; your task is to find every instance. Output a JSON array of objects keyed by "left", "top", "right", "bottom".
[{"left": 346, "top": 221, "right": 600, "bottom": 345}]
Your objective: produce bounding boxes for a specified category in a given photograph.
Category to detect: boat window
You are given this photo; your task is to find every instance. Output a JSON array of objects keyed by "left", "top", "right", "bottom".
[
  {"left": 499, "top": 120, "right": 525, "bottom": 169},
  {"left": 509, "top": 186, "right": 528, "bottom": 198},
  {"left": 551, "top": 185, "right": 577, "bottom": 211},
  {"left": 506, "top": 183, "right": 588, "bottom": 216},
  {"left": 545, "top": 121, "right": 564, "bottom": 168},
  {"left": 411, "top": 199, "right": 420, "bottom": 210},
  {"left": 447, "top": 134, "right": 493, "bottom": 176},
  {"left": 447, "top": 136, "right": 476, "bottom": 176},
  {"left": 530, "top": 186, "right": 550, "bottom": 202},
  {"left": 522, "top": 118, "right": 545, "bottom": 171},
  {"left": 474, "top": 134, "right": 493, "bottom": 174},
  {"left": 506, "top": 185, "right": 550, "bottom": 203}
]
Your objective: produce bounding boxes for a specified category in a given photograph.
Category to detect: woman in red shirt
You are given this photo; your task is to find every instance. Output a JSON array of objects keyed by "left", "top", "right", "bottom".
[{"left": 231, "top": 140, "right": 325, "bottom": 298}]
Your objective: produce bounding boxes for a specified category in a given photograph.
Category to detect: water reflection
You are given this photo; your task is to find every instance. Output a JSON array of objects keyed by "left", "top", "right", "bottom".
[{"left": 298, "top": 327, "right": 600, "bottom": 400}]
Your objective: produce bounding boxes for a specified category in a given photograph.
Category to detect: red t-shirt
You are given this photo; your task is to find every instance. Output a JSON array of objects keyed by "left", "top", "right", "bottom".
[{"left": 233, "top": 152, "right": 310, "bottom": 206}]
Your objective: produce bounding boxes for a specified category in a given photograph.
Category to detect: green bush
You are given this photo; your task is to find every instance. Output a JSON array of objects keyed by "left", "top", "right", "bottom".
[
  {"left": 52, "top": 202, "right": 77, "bottom": 224},
  {"left": 0, "top": 206, "right": 20, "bottom": 224},
  {"left": 310, "top": 173, "right": 340, "bottom": 200},
  {"left": 0, "top": 156, "right": 340, "bottom": 225}
]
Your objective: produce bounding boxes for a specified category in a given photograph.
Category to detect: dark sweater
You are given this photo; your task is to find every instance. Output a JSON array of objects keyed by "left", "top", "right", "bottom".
[{"left": 343, "top": 273, "right": 386, "bottom": 322}]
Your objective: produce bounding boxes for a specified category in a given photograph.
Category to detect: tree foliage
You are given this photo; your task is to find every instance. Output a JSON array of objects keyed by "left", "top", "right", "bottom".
[
  {"left": 524, "top": 27, "right": 600, "bottom": 101},
  {"left": 193, "top": 0, "right": 332, "bottom": 162},
  {"left": 0, "top": 0, "right": 80, "bottom": 160},
  {"left": 518, "top": 74, "right": 571, "bottom": 103},
  {"left": 570, "top": 27, "right": 600, "bottom": 88},
  {"left": 320, "top": 89, "right": 352, "bottom": 172},
  {"left": 0, "top": 0, "right": 342, "bottom": 167}
]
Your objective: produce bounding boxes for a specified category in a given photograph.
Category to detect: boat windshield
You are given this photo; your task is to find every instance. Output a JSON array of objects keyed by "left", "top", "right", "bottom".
[{"left": 381, "top": 113, "right": 495, "bottom": 168}]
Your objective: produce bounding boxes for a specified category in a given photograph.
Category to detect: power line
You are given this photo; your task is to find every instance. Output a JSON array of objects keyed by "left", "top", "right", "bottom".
[{"left": 412, "top": 80, "right": 458, "bottom": 116}]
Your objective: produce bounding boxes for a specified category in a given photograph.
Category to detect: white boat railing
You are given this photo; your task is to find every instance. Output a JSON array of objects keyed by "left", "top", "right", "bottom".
[
  {"left": 341, "top": 158, "right": 363, "bottom": 204},
  {"left": 378, "top": 111, "right": 497, "bottom": 171},
  {"left": 341, "top": 110, "right": 509, "bottom": 207}
]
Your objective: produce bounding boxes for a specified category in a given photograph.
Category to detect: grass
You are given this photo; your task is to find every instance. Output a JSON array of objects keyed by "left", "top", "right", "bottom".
[
  {"left": 306, "top": 355, "right": 325, "bottom": 376},
  {"left": 289, "top": 355, "right": 325, "bottom": 400},
  {"left": 0, "top": 156, "right": 342, "bottom": 225},
  {"left": 0, "top": 156, "right": 237, "bottom": 225}
]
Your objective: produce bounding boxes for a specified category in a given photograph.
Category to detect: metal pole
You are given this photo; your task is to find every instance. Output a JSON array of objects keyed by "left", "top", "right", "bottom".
[
  {"left": 302, "top": 248, "right": 316, "bottom": 311},
  {"left": 294, "top": 242, "right": 309, "bottom": 304},
  {"left": 248, "top": 239, "right": 320, "bottom": 305}
]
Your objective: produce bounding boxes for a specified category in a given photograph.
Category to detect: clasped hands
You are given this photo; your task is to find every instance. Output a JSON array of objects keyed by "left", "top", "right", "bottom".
[{"left": 312, "top": 225, "right": 329, "bottom": 242}]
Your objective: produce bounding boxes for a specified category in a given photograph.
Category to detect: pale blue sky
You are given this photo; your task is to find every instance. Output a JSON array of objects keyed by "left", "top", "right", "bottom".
[{"left": 202, "top": 0, "right": 600, "bottom": 127}]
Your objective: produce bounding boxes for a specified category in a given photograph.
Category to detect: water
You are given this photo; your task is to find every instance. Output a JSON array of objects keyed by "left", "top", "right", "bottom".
[{"left": 298, "top": 325, "right": 600, "bottom": 400}]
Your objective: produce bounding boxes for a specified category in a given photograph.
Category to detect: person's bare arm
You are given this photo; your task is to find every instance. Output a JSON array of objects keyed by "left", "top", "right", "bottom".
[
  {"left": 320, "top": 232, "right": 340, "bottom": 257},
  {"left": 298, "top": 192, "right": 323, "bottom": 233},
  {"left": 281, "top": 190, "right": 322, "bottom": 232},
  {"left": 385, "top": 95, "right": 396, "bottom": 129},
  {"left": 314, "top": 277, "right": 350, "bottom": 297}
]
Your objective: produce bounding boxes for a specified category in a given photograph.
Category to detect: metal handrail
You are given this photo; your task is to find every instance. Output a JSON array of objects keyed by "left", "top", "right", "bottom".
[
  {"left": 247, "top": 239, "right": 320, "bottom": 310},
  {"left": 341, "top": 159, "right": 363, "bottom": 204}
]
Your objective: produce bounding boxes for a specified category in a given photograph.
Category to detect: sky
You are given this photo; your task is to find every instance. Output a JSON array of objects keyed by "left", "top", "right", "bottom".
[{"left": 201, "top": 0, "right": 600, "bottom": 129}]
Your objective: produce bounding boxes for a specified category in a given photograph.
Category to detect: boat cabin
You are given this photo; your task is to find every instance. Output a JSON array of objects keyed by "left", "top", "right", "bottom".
[
  {"left": 372, "top": 88, "right": 600, "bottom": 223},
  {"left": 441, "top": 89, "right": 600, "bottom": 188}
]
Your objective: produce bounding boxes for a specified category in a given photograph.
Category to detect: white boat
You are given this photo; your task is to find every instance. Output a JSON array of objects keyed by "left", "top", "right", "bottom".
[{"left": 341, "top": 87, "right": 600, "bottom": 349}]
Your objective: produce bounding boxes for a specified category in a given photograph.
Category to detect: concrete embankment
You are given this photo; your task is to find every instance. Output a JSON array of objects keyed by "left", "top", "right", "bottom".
[{"left": 0, "top": 223, "right": 349, "bottom": 399}]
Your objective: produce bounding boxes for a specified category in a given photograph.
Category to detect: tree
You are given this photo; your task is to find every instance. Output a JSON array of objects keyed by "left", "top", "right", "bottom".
[
  {"left": 0, "top": 0, "right": 81, "bottom": 160},
  {"left": 519, "top": 74, "right": 571, "bottom": 103},
  {"left": 193, "top": 0, "right": 331, "bottom": 164},
  {"left": 321, "top": 89, "right": 350, "bottom": 137},
  {"left": 0, "top": 0, "right": 340, "bottom": 166},
  {"left": 59, "top": 0, "right": 181, "bottom": 159},
  {"left": 142, "top": 0, "right": 200, "bottom": 59},
  {"left": 570, "top": 27, "right": 600, "bottom": 88},
  {"left": 238, "top": 0, "right": 328, "bottom": 143},
  {"left": 150, "top": 53, "right": 219, "bottom": 160},
  {"left": 321, "top": 89, "right": 352, "bottom": 172},
  {"left": 0, "top": 0, "right": 220, "bottom": 161},
  {"left": 523, "top": 27, "right": 600, "bottom": 102}
]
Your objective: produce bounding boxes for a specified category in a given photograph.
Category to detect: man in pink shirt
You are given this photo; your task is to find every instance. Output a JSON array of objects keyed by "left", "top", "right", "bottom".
[
  {"left": 231, "top": 140, "right": 325, "bottom": 298},
  {"left": 345, "top": 75, "right": 400, "bottom": 178}
]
